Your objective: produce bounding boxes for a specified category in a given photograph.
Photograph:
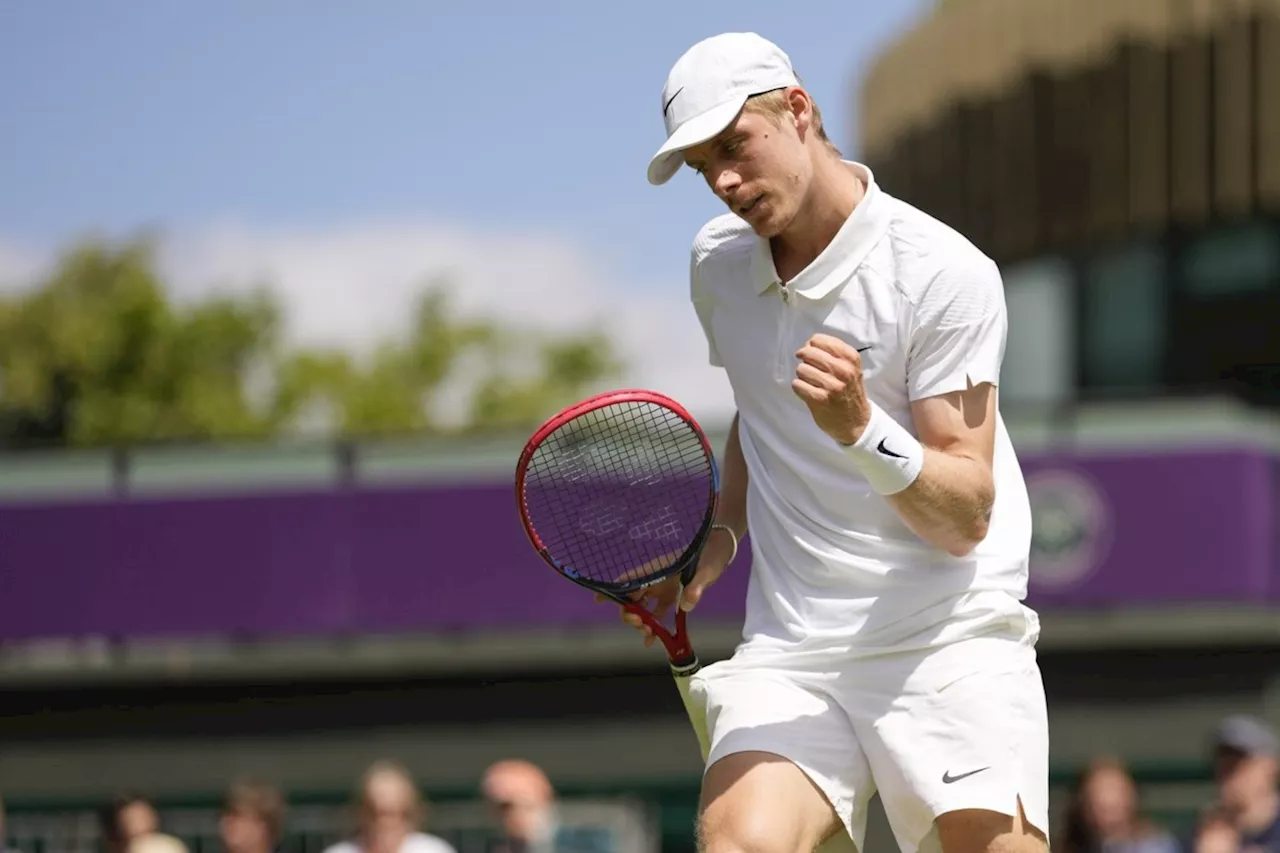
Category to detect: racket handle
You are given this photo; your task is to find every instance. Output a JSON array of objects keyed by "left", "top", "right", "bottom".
[
  {"left": 673, "top": 663, "right": 710, "bottom": 761},
  {"left": 670, "top": 653, "right": 700, "bottom": 677},
  {"left": 667, "top": 607, "right": 695, "bottom": 666}
]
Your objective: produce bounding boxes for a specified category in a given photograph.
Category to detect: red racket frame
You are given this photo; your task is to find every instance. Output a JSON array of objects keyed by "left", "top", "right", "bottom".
[{"left": 514, "top": 389, "right": 719, "bottom": 667}]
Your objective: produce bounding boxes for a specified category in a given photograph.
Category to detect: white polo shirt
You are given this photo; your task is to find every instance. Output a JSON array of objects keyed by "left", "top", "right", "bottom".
[{"left": 691, "top": 162, "right": 1035, "bottom": 654}]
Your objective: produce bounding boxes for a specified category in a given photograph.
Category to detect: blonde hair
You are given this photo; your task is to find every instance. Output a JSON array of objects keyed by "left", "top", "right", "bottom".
[{"left": 743, "top": 87, "right": 842, "bottom": 155}]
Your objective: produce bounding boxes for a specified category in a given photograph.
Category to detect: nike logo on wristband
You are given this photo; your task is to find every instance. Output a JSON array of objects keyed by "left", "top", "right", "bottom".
[{"left": 877, "top": 439, "right": 908, "bottom": 459}]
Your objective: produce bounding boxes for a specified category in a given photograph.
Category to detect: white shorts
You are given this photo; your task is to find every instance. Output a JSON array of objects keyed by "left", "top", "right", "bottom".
[{"left": 687, "top": 611, "right": 1049, "bottom": 853}]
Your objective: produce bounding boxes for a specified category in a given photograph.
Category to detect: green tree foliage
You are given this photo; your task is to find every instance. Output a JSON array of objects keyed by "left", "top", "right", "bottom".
[
  {"left": 0, "top": 239, "right": 624, "bottom": 449},
  {"left": 468, "top": 333, "right": 623, "bottom": 432}
]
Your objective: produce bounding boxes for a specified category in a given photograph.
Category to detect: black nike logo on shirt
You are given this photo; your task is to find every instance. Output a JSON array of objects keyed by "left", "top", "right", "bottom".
[
  {"left": 942, "top": 767, "right": 989, "bottom": 784},
  {"left": 877, "top": 439, "right": 907, "bottom": 459}
]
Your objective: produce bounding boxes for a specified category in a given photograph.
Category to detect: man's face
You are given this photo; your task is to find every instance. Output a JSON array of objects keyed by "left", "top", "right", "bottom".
[
  {"left": 1215, "top": 747, "right": 1277, "bottom": 812},
  {"left": 681, "top": 92, "right": 815, "bottom": 239}
]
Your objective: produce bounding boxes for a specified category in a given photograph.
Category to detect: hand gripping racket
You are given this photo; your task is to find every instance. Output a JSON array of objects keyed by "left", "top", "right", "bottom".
[
  {"left": 515, "top": 392, "right": 854, "bottom": 853},
  {"left": 514, "top": 389, "right": 720, "bottom": 757}
]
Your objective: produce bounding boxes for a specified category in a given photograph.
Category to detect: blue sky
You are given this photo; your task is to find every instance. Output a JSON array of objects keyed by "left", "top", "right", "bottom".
[{"left": 0, "top": 0, "right": 932, "bottom": 422}]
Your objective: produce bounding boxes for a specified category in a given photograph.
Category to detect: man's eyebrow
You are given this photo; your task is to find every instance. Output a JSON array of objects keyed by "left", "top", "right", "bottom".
[{"left": 716, "top": 132, "right": 747, "bottom": 150}]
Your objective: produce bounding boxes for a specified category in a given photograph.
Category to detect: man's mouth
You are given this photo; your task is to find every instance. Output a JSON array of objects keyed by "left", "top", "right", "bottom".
[{"left": 738, "top": 194, "right": 763, "bottom": 216}]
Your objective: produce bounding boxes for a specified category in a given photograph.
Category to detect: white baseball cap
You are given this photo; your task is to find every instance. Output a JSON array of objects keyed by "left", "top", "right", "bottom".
[{"left": 647, "top": 32, "right": 800, "bottom": 186}]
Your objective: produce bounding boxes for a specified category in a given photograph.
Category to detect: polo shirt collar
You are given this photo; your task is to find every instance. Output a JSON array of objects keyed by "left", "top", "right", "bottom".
[{"left": 750, "top": 161, "right": 890, "bottom": 298}]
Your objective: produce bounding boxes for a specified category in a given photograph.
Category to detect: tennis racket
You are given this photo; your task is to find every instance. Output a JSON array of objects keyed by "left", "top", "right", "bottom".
[
  {"left": 515, "top": 393, "right": 853, "bottom": 853},
  {"left": 514, "top": 388, "right": 720, "bottom": 757}
]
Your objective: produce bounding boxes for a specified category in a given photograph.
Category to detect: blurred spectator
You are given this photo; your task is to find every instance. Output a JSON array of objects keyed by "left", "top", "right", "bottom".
[
  {"left": 1193, "top": 809, "right": 1241, "bottom": 853},
  {"left": 99, "top": 793, "right": 160, "bottom": 853},
  {"left": 481, "top": 761, "right": 557, "bottom": 853},
  {"left": 220, "top": 780, "right": 287, "bottom": 853},
  {"left": 1058, "top": 756, "right": 1180, "bottom": 853},
  {"left": 323, "top": 761, "right": 456, "bottom": 853},
  {"left": 1208, "top": 715, "right": 1280, "bottom": 853},
  {"left": 127, "top": 835, "right": 188, "bottom": 853},
  {"left": 0, "top": 796, "right": 24, "bottom": 853},
  {"left": 480, "top": 760, "right": 606, "bottom": 853}
]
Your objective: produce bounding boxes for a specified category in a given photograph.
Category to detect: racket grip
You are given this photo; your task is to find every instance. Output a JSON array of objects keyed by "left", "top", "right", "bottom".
[
  {"left": 670, "top": 654, "right": 700, "bottom": 676},
  {"left": 667, "top": 607, "right": 696, "bottom": 668},
  {"left": 673, "top": 663, "right": 710, "bottom": 761}
]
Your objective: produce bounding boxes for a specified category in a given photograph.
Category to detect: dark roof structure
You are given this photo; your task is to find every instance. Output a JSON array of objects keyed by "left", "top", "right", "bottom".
[{"left": 856, "top": 0, "right": 1280, "bottom": 263}]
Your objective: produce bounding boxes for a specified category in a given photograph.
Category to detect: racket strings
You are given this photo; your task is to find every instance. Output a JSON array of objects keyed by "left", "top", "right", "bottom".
[{"left": 521, "top": 400, "right": 714, "bottom": 587}]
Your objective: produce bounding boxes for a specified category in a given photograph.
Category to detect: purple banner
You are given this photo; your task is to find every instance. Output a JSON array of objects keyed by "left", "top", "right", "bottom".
[
  {"left": 1019, "top": 448, "right": 1275, "bottom": 606},
  {"left": 0, "top": 448, "right": 1274, "bottom": 641}
]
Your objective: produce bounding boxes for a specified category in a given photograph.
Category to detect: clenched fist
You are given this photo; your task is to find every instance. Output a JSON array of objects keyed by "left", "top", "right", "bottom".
[{"left": 791, "top": 333, "right": 873, "bottom": 446}]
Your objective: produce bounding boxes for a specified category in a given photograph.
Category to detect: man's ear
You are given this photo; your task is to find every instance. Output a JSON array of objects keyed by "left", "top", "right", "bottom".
[{"left": 787, "top": 87, "right": 814, "bottom": 136}]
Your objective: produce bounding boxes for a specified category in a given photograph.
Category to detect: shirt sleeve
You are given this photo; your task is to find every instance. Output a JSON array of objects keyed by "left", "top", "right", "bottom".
[
  {"left": 906, "top": 258, "right": 1008, "bottom": 401},
  {"left": 690, "top": 246, "right": 724, "bottom": 368}
]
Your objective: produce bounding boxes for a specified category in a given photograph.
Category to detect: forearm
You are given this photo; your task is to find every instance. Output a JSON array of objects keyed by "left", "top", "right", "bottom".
[
  {"left": 884, "top": 449, "right": 994, "bottom": 557},
  {"left": 714, "top": 412, "right": 750, "bottom": 541},
  {"left": 842, "top": 402, "right": 994, "bottom": 558}
]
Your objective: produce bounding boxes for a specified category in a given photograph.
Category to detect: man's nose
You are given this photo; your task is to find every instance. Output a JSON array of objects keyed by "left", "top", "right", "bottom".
[{"left": 713, "top": 168, "right": 741, "bottom": 201}]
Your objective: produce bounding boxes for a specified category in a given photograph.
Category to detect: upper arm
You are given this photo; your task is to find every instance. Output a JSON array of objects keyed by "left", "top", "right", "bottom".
[
  {"left": 690, "top": 244, "right": 724, "bottom": 368},
  {"left": 909, "top": 382, "right": 997, "bottom": 471},
  {"left": 905, "top": 256, "right": 1006, "bottom": 471}
]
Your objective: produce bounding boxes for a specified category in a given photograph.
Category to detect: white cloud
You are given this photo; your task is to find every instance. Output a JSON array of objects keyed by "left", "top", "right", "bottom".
[
  {"left": 0, "top": 222, "right": 737, "bottom": 428},
  {"left": 0, "top": 239, "right": 52, "bottom": 293}
]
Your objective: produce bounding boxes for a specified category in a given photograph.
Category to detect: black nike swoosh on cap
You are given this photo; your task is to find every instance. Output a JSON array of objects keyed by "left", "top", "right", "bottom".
[{"left": 664, "top": 87, "right": 684, "bottom": 116}]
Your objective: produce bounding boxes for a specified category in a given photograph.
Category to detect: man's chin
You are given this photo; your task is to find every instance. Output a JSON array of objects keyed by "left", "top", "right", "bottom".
[
  {"left": 742, "top": 206, "right": 792, "bottom": 239},
  {"left": 743, "top": 215, "right": 782, "bottom": 238}
]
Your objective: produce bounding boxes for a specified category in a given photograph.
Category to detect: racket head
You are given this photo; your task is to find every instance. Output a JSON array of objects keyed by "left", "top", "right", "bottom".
[{"left": 514, "top": 389, "right": 720, "bottom": 601}]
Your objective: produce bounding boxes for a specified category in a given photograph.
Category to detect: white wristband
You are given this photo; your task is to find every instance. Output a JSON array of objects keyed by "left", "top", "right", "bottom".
[{"left": 840, "top": 402, "right": 925, "bottom": 495}]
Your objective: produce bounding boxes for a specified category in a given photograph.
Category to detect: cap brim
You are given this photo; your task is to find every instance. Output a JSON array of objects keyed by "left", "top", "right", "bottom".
[{"left": 647, "top": 97, "right": 748, "bottom": 186}]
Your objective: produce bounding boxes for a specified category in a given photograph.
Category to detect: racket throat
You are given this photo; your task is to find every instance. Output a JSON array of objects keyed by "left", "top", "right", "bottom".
[{"left": 655, "top": 608, "right": 696, "bottom": 670}]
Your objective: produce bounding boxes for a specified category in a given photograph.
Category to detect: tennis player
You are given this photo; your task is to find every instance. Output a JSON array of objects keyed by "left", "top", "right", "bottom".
[{"left": 622, "top": 31, "right": 1050, "bottom": 853}]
